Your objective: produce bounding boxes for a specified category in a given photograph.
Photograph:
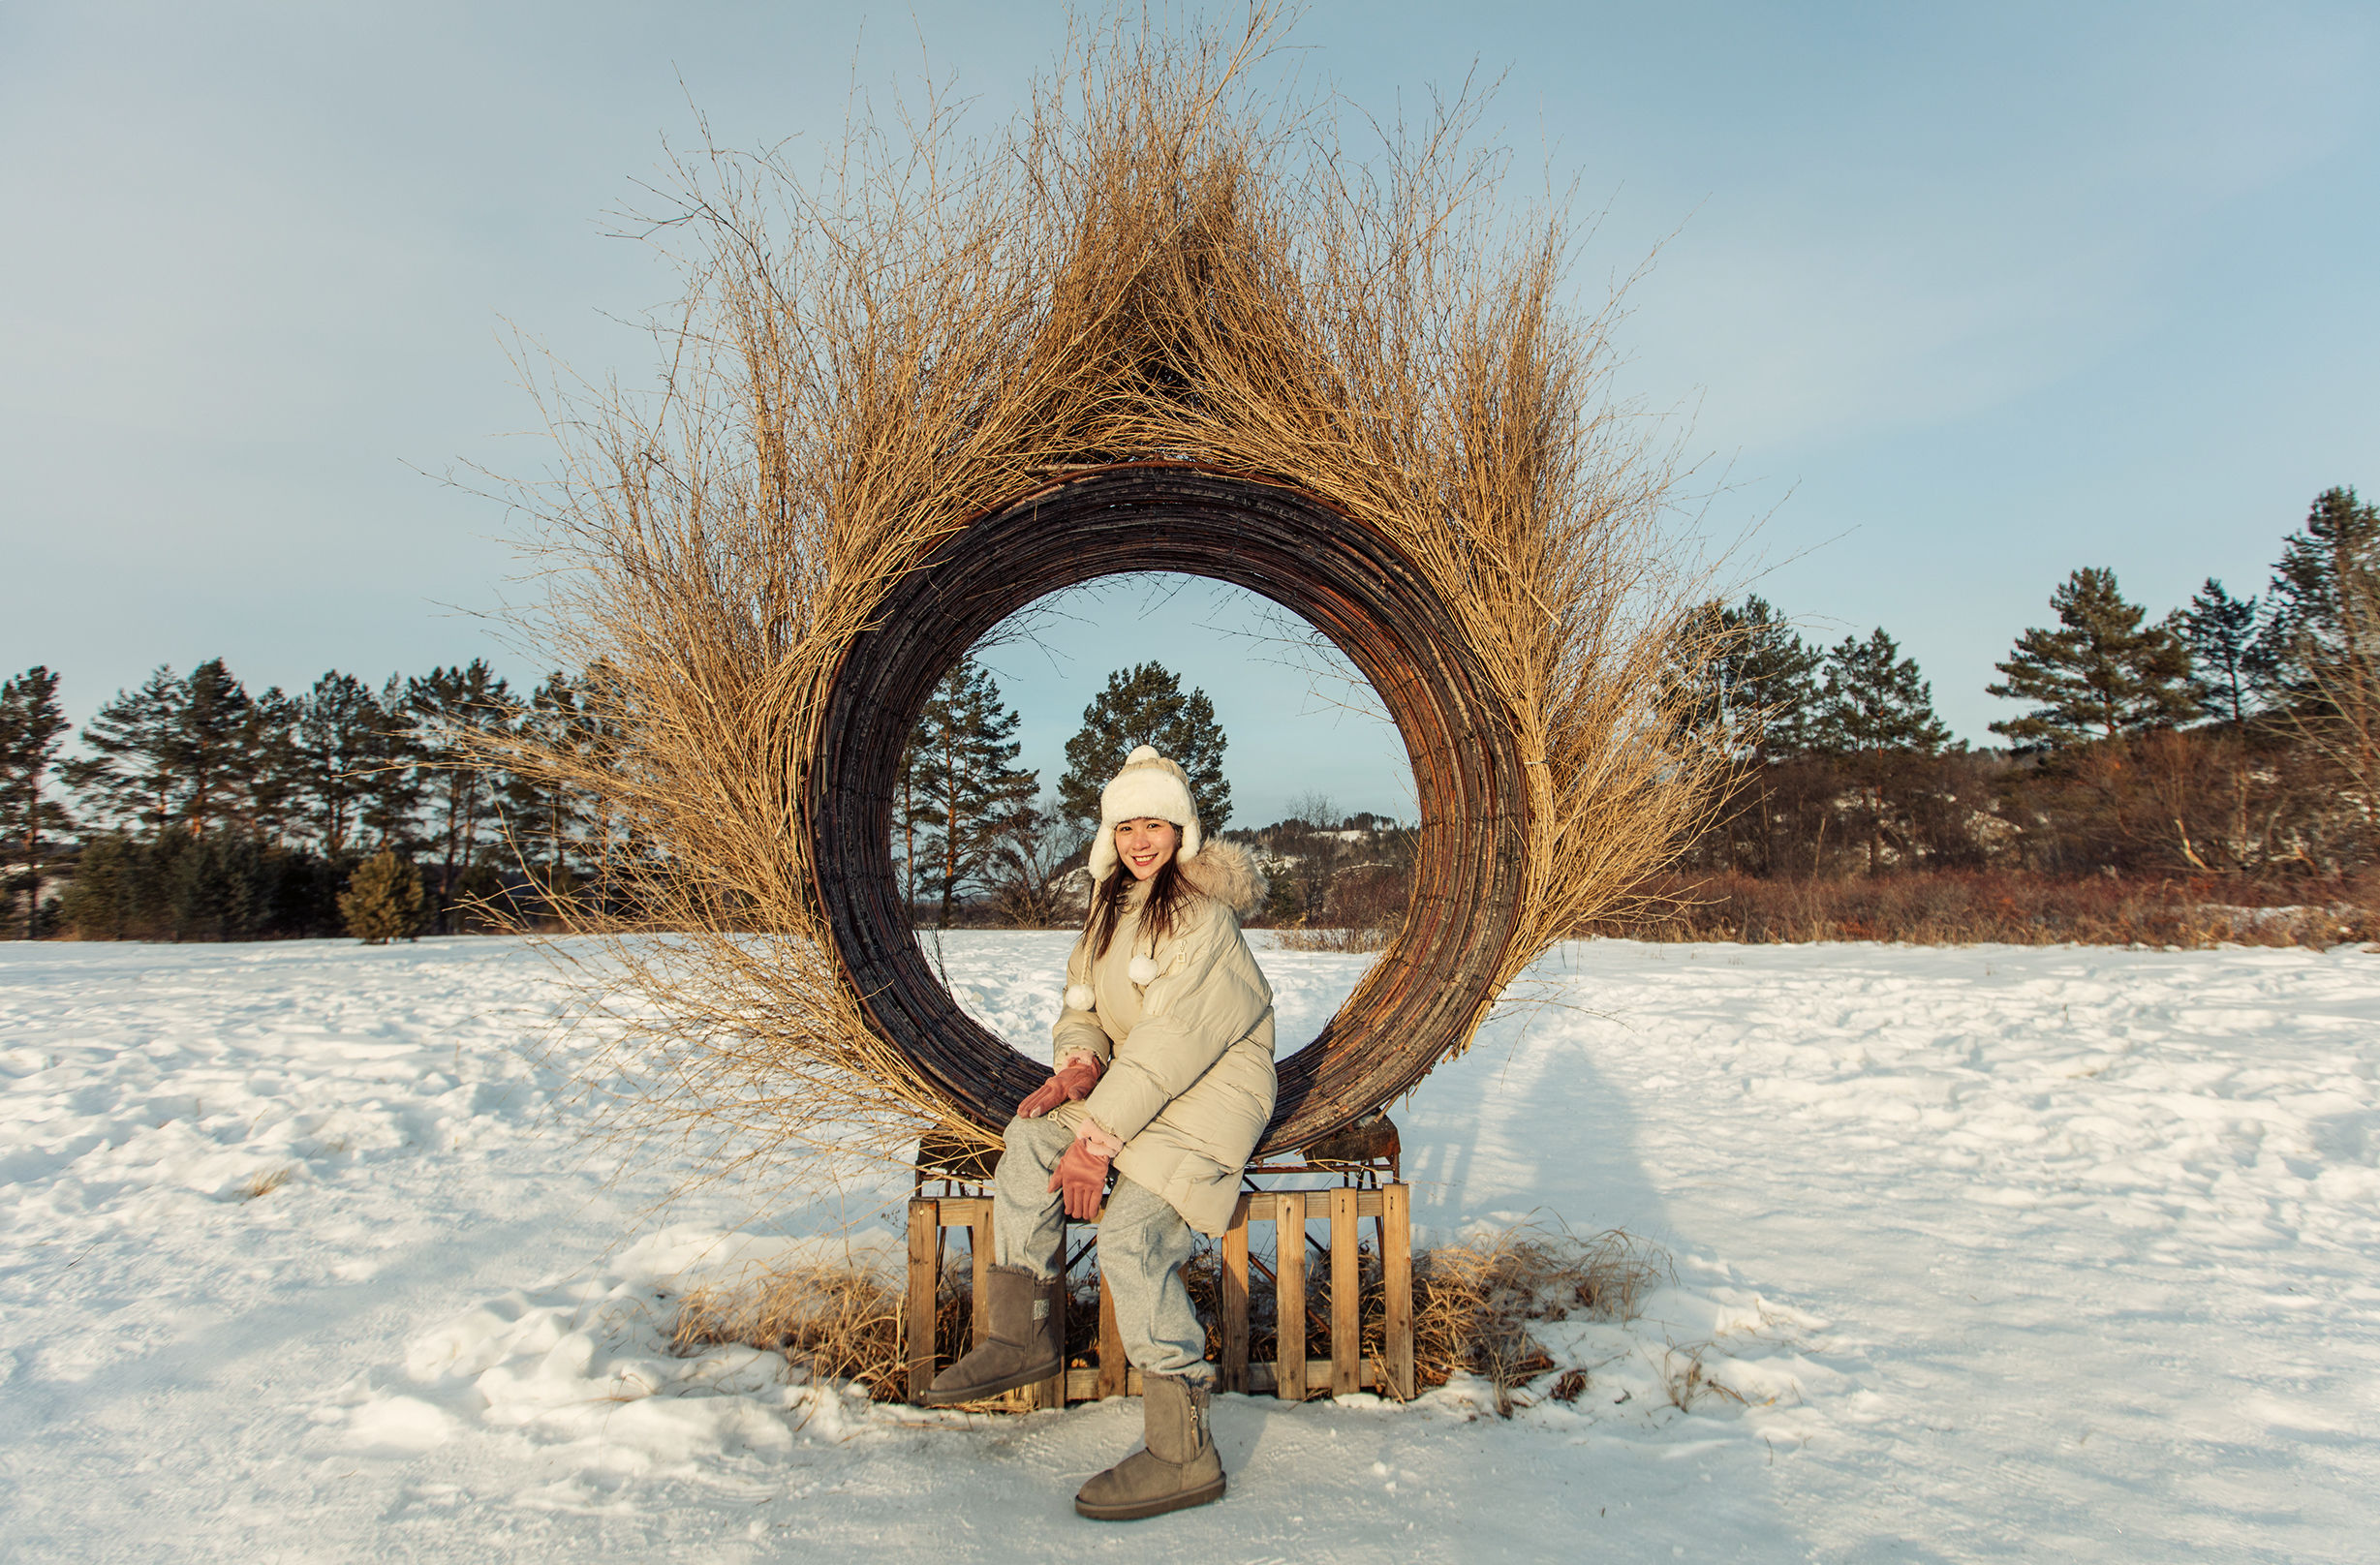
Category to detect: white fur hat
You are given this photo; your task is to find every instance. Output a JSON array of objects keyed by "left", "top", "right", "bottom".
[{"left": 1086, "top": 745, "right": 1202, "bottom": 881}]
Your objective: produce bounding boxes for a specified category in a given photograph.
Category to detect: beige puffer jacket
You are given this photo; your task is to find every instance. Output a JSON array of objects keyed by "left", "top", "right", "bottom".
[{"left": 1047, "top": 840, "right": 1275, "bottom": 1237}]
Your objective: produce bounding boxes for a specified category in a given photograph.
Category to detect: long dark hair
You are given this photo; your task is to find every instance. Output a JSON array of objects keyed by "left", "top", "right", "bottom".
[{"left": 1088, "top": 852, "right": 1192, "bottom": 958}]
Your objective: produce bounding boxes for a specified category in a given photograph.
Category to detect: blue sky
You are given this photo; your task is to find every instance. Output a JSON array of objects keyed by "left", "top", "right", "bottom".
[{"left": 4, "top": 2, "right": 2374, "bottom": 827}]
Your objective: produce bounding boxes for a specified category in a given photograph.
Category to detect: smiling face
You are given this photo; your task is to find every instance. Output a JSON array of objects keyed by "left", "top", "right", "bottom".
[{"left": 1113, "top": 816, "right": 1181, "bottom": 882}]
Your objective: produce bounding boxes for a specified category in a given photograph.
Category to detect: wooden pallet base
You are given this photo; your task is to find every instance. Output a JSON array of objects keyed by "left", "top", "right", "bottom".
[{"left": 906, "top": 1181, "right": 1412, "bottom": 1406}]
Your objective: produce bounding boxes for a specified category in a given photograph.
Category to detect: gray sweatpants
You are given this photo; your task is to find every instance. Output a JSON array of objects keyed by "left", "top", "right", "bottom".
[{"left": 992, "top": 1113, "right": 1212, "bottom": 1386}]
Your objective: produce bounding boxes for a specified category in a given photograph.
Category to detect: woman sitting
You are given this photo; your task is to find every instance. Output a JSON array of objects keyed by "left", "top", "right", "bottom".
[{"left": 920, "top": 745, "right": 1273, "bottom": 1523}]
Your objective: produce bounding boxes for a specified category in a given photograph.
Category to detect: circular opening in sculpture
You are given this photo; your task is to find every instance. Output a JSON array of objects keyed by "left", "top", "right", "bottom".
[
  {"left": 806, "top": 466, "right": 1530, "bottom": 1151},
  {"left": 901, "top": 572, "right": 1418, "bottom": 1054}
]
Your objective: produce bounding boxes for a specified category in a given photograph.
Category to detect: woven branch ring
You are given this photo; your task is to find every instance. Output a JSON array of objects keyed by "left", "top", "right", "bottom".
[{"left": 805, "top": 465, "right": 1530, "bottom": 1151}]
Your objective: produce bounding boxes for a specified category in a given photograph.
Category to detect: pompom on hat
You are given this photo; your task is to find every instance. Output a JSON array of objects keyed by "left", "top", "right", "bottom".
[{"left": 1086, "top": 745, "right": 1201, "bottom": 881}]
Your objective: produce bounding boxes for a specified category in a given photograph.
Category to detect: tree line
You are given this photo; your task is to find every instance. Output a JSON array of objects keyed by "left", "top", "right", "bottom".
[
  {"left": 6, "top": 482, "right": 2370, "bottom": 941},
  {"left": 0, "top": 659, "right": 620, "bottom": 940},
  {"left": 1676, "top": 484, "right": 2379, "bottom": 885},
  {"left": 0, "top": 648, "right": 1242, "bottom": 941}
]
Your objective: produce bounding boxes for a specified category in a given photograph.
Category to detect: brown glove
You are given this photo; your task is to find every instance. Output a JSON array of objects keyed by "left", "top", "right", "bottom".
[
  {"left": 1017, "top": 1057, "right": 1102, "bottom": 1119},
  {"left": 1048, "top": 1135, "right": 1115, "bottom": 1220}
]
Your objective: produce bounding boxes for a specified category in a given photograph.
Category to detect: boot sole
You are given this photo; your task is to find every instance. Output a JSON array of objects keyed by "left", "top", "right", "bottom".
[
  {"left": 913, "top": 1359, "right": 1063, "bottom": 1407},
  {"left": 1074, "top": 1474, "right": 1226, "bottom": 1521}
]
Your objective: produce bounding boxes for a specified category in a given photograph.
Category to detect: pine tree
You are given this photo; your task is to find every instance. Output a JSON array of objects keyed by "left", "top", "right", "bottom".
[
  {"left": 2257, "top": 486, "right": 2380, "bottom": 713},
  {"left": 353, "top": 674, "right": 427, "bottom": 851},
  {"left": 562, "top": 661, "right": 632, "bottom": 903},
  {"left": 338, "top": 848, "right": 425, "bottom": 944},
  {"left": 1808, "top": 629, "right": 1954, "bottom": 874},
  {"left": 982, "top": 797, "right": 1088, "bottom": 928},
  {"left": 2179, "top": 579, "right": 2262, "bottom": 726},
  {"left": 1716, "top": 596, "right": 1822, "bottom": 756},
  {"left": 408, "top": 660, "right": 515, "bottom": 932},
  {"left": 167, "top": 830, "right": 268, "bottom": 941},
  {"left": 2256, "top": 487, "right": 2380, "bottom": 841},
  {"left": 243, "top": 686, "right": 303, "bottom": 844},
  {"left": 0, "top": 667, "right": 74, "bottom": 937},
  {"left": 904, "top": 660, "right": 1038, "bottom": 927},
  {"left": 170, "top": 659, "right": 263, "bottom": 837},
  {"left": 54, "top": 831, "right": 138, "bottom": 939},
  {"left": 1676, "top": 598, "right": 1823, "bottom": 875},
  {"left": 61, "top": 660, "right": 287, "bottom": 842},
  {"left": 1987, "top": 568, "right": 2196, "bottom": 747},
  {"left": 283, "top": 671, "right": 385, "bottom": 855},
  {"left": 64, "top": 666, "right": 184, "bottom": 834},
  {"left": 503, "top": 671, "right": 592, "bottom": 893},
  {"left": 1809, "top": 629, "right": 1953, "bottom": 760},
  {"left": 1056, "top": 661, "right": 1231, "bottom": 830}
]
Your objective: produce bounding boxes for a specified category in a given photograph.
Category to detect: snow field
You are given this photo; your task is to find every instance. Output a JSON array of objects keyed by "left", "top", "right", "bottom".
[{"left": 1, "top": 934, "right": 2375, "bottom": 1561}]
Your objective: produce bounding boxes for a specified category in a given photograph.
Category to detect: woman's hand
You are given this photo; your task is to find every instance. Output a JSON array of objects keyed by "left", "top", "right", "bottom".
[
  {"left": 1017, "top": 1057, "right": 1101, "bottom": 1119},
  {"left": 1048, "top": 1135, "right": 1115, "bottom": 1220}
]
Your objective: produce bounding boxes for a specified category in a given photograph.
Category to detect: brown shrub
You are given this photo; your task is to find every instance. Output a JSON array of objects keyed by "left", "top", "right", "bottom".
[{"left": 1586, "top": 870, "right": 2380, "bottom": 948}]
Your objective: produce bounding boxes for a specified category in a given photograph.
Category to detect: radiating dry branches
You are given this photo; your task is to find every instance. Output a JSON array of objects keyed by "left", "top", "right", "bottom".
[{"left": 471, "top": 8, "right": 1727, "bottom": 1195}]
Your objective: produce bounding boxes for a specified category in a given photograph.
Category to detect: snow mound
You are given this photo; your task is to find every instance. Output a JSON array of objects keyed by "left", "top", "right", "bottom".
[{"left": 348, "top": 1227, "right": 922, "bottom": 1477}]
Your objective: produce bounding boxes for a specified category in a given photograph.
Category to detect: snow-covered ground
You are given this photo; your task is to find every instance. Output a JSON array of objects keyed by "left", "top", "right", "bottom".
[{"left": 3, "top": 935, "right": 2376, "bottom": 1562}]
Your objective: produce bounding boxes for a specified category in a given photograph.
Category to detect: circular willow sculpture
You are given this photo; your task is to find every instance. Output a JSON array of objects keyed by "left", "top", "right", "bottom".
[
  {"left": 809, "top": 465, "right": 1528, "bottom": 1152},
  {"left": 487, "top": 21, "right": 1725, "bottom": 1193}
]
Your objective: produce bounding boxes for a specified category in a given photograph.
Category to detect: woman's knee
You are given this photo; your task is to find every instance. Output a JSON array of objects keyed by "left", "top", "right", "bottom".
[{"left": 1002, "top": 1114, "right": 1068, "bottom": 1163}]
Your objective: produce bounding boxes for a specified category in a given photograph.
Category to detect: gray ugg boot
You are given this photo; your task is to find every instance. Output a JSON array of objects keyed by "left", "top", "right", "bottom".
[
  {"left": 917, "top": 1264, "right": 1061, "bottom": 1405},
  {"left": 1073, "top": 1371, "right": 1226, "bottom": 1521}
]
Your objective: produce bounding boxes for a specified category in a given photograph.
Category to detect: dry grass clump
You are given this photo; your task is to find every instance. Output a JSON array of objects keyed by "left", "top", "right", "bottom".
[
  {"left": 238, "top": 1165, "right": 294, "bottom": 1201},
  {"left": 1185, "top": 1217, "right": 1667, "bottom": 1415},
  {"left": 1588, "top": 870, "right": 2380, "bottom": 948},
  {"left": 1408, "top": 1224, "right": 1671, "bottom": 1414},
  {"left": 479, "top": 8, "right": 1728, "bottom": 1189},
  {"left": 670, "top": 1260, "right": 955, "bottom": 1401},
  {"left": 1657, "top": 1340, "right": 1748, "bottom": 1413},
  {"left": 669, "top": 1251, "right": 1114, "bottom": 1402}
]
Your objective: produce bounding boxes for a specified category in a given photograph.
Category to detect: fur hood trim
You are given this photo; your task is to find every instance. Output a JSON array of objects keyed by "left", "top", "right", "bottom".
[{"left": 1174, "top": 838, "right": 1267, "bottom": 920}]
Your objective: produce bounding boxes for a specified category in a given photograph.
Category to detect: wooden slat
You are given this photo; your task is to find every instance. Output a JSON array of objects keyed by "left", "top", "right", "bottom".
[
  {"left": 1248, "top": 1361, "right": 1375, "bottom": 1396},
  {"left": 1096, "top": 1264, "right": 1128, "bottom": 1400},
  {"left": 1221, "top": 1195, "right": 1251, "bottom": 1395},
  {"left": 1243, "top": 1189, "right": 1384, "bottom": 1223},
  {"left": 1276, "top": 1191, "right": 1306, "bottom": 1402},
  {"left": 1382, "top": 1182, "right": 1412, "bottom": 1399},
  {"left": 906, "top": 1199, "right": 938, "bottom": 1402},
  {"left": 938, "top": 1195, "right": 992, "bottom": 1226},
  {"left": 1330, "top": 1187, "right": 1361, "bottom": 1397},
  {"left": 1066, "top": 1366, "right": 1151, "bottom": 1400},
  {"left": 969, "top": 1212, "right": 993, "bottom": 1346}
]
